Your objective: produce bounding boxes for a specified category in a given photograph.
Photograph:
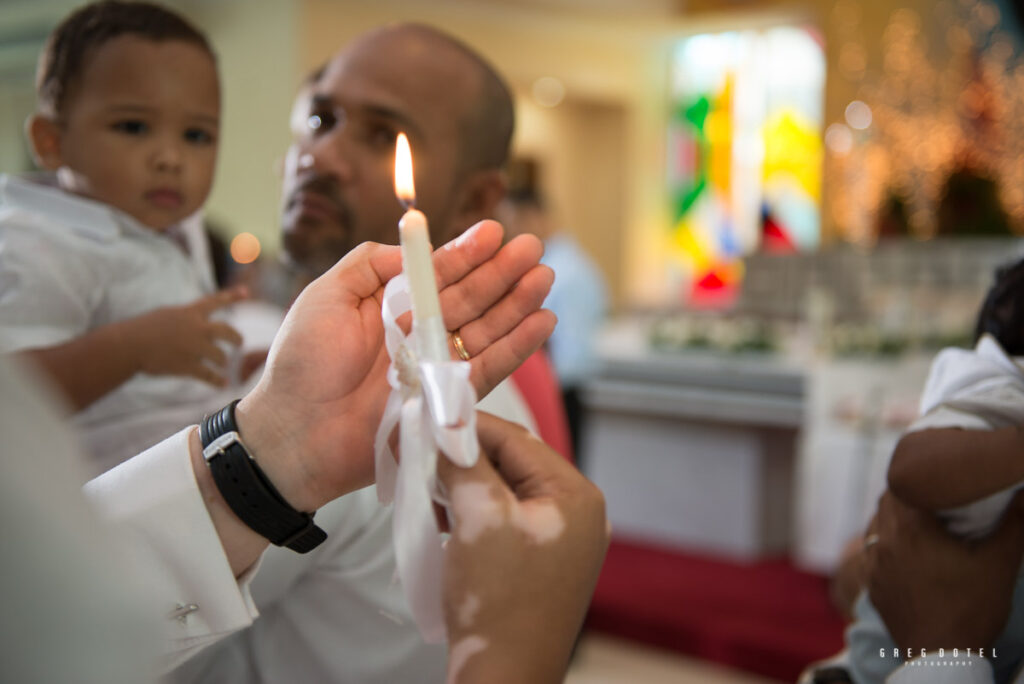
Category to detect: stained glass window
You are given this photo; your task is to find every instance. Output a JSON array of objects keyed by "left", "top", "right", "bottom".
[{"left": 667, "top": 26, "right": 826, "bottom": 306}]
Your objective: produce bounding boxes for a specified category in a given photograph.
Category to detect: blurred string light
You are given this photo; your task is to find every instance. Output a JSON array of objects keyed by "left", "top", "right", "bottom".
[
  {"left": 839, "top": 41, "right": 867, "bottom": 80},
  {"left": 230, "top": 232, "right": 261, "bottom": 264},
  {"left": 844, "top": 100, "right": 873, "bottom": 130},
  {"left": 825, "top": 0, "right": 1024, "bottom": 243},
  {"left": 825, "top": 123, "right": 854, "bottom": 155}
]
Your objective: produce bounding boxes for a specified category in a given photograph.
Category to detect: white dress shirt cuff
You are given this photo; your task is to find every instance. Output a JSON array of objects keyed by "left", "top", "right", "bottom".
[
  {"left": 887, "top": 654, "right": 993, "bottom": 684},
  {"left": 83, "top": 426, "right": 261, "bottom": 668}
]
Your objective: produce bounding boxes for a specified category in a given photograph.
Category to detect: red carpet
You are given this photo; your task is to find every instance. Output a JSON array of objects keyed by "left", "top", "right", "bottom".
[{"left": 586, "top": 538, "right": 847, "bottom": 682}]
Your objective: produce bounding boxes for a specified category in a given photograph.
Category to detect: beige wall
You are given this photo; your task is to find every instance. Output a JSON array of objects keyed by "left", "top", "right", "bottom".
[
  {"left": 179, "top": 0, "right": 300, "bottom": 252},
  {"left": 514, "top": 96, "right": 627, "bottom": 308},
  {"left": 0, "top": 1, "right": 85, "bottom": 173}
]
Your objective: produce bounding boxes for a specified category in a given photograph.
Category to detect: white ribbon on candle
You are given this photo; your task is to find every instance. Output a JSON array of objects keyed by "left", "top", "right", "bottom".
[{"left": 373, "top": 273, "right": 479, "bottom": 643}]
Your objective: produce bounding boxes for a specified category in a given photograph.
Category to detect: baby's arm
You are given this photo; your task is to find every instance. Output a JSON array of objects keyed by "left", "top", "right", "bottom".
[
  {"left": 22, "top": 288, "right": 245, "bottom": 411},
  {"left": 888, "top": 426, "right": 1024, "bottom": 511}
]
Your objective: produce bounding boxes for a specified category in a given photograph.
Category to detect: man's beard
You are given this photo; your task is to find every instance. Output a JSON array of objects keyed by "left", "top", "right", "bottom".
[
  {"left": 281, "top": 175, "right": 356, "bottom": 278},
  {"left": 281, "top": 227, "right": 351, "bottom": 279}
]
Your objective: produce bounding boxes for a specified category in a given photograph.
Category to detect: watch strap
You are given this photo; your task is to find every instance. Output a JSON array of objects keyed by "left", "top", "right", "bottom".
[{"left": 200, "top": 400, "right": 327, "bottom": 553}]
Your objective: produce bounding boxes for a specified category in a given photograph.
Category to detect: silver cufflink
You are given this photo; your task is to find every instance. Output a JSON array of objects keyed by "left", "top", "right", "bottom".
[{"left": 168, "top": 603, "right": 199, "bottom": 624}]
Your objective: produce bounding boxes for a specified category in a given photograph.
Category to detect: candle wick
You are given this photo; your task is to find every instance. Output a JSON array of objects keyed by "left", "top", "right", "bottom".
[{"left": 399, "top": 197, "right": 416, "bottom": 211}]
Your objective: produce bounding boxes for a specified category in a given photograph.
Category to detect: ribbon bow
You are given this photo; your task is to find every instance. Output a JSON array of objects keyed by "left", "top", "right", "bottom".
[{"left": 373, "top": 273, "right": 479, "bottom": 643}]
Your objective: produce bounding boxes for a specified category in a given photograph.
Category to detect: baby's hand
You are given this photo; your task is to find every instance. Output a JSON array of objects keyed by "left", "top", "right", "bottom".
[{"left": 126, "top": 287, "right": 246, "bottom": 386}]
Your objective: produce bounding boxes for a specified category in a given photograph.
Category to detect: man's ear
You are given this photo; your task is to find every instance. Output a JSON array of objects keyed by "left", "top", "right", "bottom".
[
  {"left": 453, "top": 169, "right": 507, "bottom": 227},
  {"left": 26, "top": 114, "right": 63, "bottom": 170}
]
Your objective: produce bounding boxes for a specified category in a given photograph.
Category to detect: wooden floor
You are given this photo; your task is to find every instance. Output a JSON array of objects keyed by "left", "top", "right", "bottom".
[{"left": 566, "top": 632, "right": 784, "bottom": 684}]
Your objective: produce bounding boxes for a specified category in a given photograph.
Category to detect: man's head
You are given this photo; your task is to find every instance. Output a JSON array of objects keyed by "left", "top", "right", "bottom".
[
  {"left": 496, "top": 186, "right": 553, "bottom": 243},
  {"left": 281, "top": 23, "right": 514, "bottom": 277},
  {"left": 28, "top": 1, "right": 220, "bottom": 231}
]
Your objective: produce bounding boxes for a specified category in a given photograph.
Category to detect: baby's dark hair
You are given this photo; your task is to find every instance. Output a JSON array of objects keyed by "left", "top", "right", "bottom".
[
  {"left": 36, "top": 0, "right": 214, "bottom": 119},
  {"left": 975, "top": 256, "right": 1024, "bottom": 354}
]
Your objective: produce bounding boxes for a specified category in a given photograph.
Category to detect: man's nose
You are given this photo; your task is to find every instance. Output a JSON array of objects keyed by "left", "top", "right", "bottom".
[{"left": 303, "top": 128, "right": 356, "bottom": 184}]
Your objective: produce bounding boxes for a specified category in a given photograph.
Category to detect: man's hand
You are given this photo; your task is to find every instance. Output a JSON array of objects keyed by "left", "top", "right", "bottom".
[
  {"left": 438, "top": 413, "right": 609, "bottom": 684},
  {"left": 236, "top": 220, "right": 555, "bottom": 512},
  {"left": 866, "top": 491, "right": 1024, "bottom": 652},
  {"left": 127, "top": 287, "right": 246, "bottom": 386}
]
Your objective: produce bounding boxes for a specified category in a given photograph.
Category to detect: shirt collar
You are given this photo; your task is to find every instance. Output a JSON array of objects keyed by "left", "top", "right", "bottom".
[{"left": 0, "top": 173, "right": 156, "bottom": 242}]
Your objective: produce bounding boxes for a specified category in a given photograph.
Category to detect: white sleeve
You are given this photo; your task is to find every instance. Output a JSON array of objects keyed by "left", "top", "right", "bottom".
[
  {"left": 907, "top": 405, "right": 994, "bottom": 432},
  {"left": 84, "top": 427, "right": 261, "bottom": 671},
  {"left": 477, "top": 377, "right": 540, "bottom": 436},
  {"left": 1, "top": 357, "right": 156, "bottom": 683},
  {"left": 886, "top": 655, "right": 993, "bottom": 683},
  {"left": 0, "top": 218, "right": 99, "bottom": 351},
  {"left": 167, "top": 488, "right": 448, "bottom": 684}
]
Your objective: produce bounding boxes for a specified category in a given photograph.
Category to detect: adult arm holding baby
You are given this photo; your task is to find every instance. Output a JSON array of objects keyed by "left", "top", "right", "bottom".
[{"left": 865, "top": 492, "right": 1024, "bottom": 683}]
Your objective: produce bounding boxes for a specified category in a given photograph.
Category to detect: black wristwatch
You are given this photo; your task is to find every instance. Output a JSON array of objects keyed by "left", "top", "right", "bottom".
[{"left": 200, "top": 400, "right": 327, "bottom": 553}]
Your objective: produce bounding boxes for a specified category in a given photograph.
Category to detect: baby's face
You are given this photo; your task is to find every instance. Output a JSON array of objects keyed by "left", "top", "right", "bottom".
[{"left": 53, "top": 35, "right": 220, "bottom": 231}]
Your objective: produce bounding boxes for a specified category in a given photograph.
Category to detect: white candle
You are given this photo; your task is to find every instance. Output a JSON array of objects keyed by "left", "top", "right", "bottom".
[{"left": 396, "top": 133, "right": 449, "bottom": 363}]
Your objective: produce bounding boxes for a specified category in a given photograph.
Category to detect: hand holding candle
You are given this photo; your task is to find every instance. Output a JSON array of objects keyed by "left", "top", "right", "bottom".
[
  {"left": 379, "top": 132, "right": 481, "bottom": 642},
  {"left": 395, "top": 133, "right": 449, "bottom": 364}
]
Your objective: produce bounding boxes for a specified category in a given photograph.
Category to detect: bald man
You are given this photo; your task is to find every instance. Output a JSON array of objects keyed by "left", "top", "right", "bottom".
[
  {"left": 171, "top": 25, "right": 555, "bottom": 684},
  {"left": 280, "top": 23, "right": 513, "bottom": 278},
  {"left": 279, "top": 23, "right": 539, "bottom": 435}
]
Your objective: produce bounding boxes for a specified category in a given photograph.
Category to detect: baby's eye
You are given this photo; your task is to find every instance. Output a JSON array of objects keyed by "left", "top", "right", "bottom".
[
  {"left": 112, "top": 120, "right": 147, "bottom": 135},
  {"left": 185, "top": 128, "right": 215, "bottom": 145}
]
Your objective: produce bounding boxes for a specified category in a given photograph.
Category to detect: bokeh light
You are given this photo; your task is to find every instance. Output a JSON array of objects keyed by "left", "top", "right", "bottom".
[
  {"left": 845, "top": 100, "right": 873, "bottom": 130},
  {"left": 532, "top": 76, "right": 565, "bottom": 107},
  {"left": 230, "top": 232, "right": 261, "bottom": 264},
  {"left": 825, "top": 123, "right": 854, "bottom": 155}
]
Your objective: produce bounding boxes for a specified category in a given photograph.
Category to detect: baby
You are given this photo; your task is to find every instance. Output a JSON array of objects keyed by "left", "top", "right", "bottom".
[
  {"left": 807, "top": 257, "right": 1024, "bottom": 684},
  {"left": 0, "top": 1, "right": 246, "bottom": 472}
]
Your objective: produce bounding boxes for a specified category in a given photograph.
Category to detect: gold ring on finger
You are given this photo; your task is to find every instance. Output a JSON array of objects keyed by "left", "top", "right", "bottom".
[{"left": 451, "top": 331, "right": 471, "bottom": 361}]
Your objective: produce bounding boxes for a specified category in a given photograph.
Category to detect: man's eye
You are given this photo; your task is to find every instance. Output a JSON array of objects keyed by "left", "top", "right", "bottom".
[
  {"left": 112, "top": 120, "right": 147, "bottom": 135},
  {"left": 366, "top": 123, "right": 396, "bottom": 148},
  {"left": 307, "top": 110, "right": 337, "bottom": 133},
  {"left": 185, "top": 128, "right": 215, "bottom": 145}
]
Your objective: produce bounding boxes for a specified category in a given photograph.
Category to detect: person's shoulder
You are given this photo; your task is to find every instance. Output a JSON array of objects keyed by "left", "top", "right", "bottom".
[
  {"left": 545, "top": 233, "right": 602, "bottom": 274},
  {"left": 0, "top": 174, "right": 120, "bottom": 245},
  {"left": 930, "top": 337, "right": 1020, "bottom": 380},
  {"left": 544, "top": 232, "right": 583, "bottom": 259},
  {"left": 975, "top": 334, "right": 1024, "bottom": 370},
  {"left": 544, "top": 233, "right": 608, "bottom": 301},
  {"left": 917, "top": 336, "right": 1024, "bottom": 424}
]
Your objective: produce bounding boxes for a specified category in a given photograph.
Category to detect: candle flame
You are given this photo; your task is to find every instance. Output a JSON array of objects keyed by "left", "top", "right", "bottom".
[{"left": 395, "top": 132, "right": 415, "bottom": 206}]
